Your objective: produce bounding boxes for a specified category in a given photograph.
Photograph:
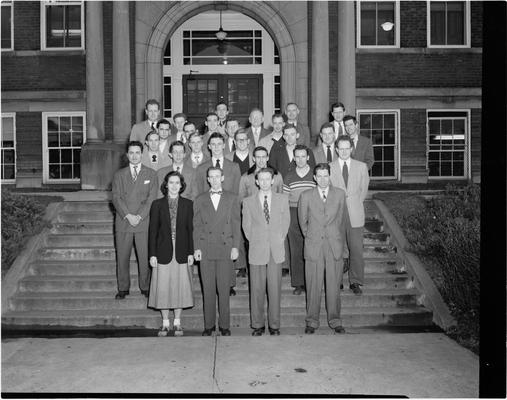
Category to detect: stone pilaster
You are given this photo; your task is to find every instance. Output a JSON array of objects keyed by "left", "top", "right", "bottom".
[{"left": 337, "top": 1, "right": 356, "bottom": 114}]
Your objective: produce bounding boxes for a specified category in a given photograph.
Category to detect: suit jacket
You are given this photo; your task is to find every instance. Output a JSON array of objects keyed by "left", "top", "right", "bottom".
[
  {"left": 141, "top": 150, "right": 172, "bottom": 171},
  {"left": 238, "top": 171, "right": 284, "bottom": 201},
  {"left": 246, "top": 127, "right": 270, "bottom": 147},
  {"left": 193, "top": 191, "right": 241, "bottom": 260},
  {"left": 290, "top": 121, "right": 311, "bottom": 148},
  {"left": 258, "top": 133, "right": 284, "bottom": 155},
  {"left": 194, "top": 157, "right": 241, "bottom": 195},
  {"left": 269, "top": 144, "right": 316, "bottom": 179},
  {"left": 352, "top": 135, "right": 375, "bottom": 171},
  {"left": 167, "top": 132, "right": 191, "bottom": 153},
  {"left": 148, "top": 196, "right": 193, "bottom": 264},
  {"left": 329, "top": 158, "right": 369, "bottom": 228},
  {"left": 312, "top": 144, "right": 338, "bottom": 164},
  {"left": 112, "top": 165, "right": 158, "bottom": 233},
  {"left": 242, "top": 192, "right": 290, "bottom": 265},
  {"left": 157, "top": 165, "right": 197, "bottom": 201},
  {"left": 184, "top": 151, "right": 211, "bottom": 170},
  {"left": 298, "top": 186, "right": 346, "bottom": 262},
  {"left": 130, "top": 120, "right": 157, "bottom": 143}
]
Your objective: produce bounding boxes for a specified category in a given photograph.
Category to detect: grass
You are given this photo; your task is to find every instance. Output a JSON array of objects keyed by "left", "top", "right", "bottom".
[
  {"left": 1, "top": 189, "right": 63, "bottom": 278},
  {"left": 374, "top": 189, "right": 480, "bottom": 355}
]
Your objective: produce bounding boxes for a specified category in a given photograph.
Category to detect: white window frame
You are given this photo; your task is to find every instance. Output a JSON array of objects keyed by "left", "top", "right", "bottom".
[
  {"left": 427, "top": 1, "right": 471, "bottom": 48},
  {"left": 1, "top": 0, "right": 14, "bottom": 51},
  {"left": 1, "top": 112, "right": 16, "bottom": 183},
  {"left": 356, "top": 109, "right": 400, "bottom": 180},
  {"left": 42, "top": 111, "right": 86, "bottom": 184},
  {"left": 357, "top": 0, "right": 400, "bottom": 48},
  {"left": 40, "top": 0, "right": 85, "bottom": 51},
  {"left": 426, "top": 109, "right": 471, "bottom": 179}
]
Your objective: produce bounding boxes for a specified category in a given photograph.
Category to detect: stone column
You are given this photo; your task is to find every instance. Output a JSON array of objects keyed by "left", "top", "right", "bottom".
[
  {"left": 112, "top": 1, "right": 132, "bottom": 144},
  {"left": 85, "top": 1, "right": 105, "bottom": 143},
  {"left": 311, "top": 1, "right": 330, "bottom": 139},
  {"left": 337, "top": 1, "right": 356, "bottom": 114}
]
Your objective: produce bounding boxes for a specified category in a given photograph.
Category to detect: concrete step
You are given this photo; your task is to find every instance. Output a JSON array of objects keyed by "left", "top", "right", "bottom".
[
  {"left": 9, "top": 288, "right": 420, "bottom": 311},
  {"left": 57, "top": 212, "right": 114, "bottom": 223},
  {"left": 1, "top": 306, "right": 433, "bottom": 329},
  {"left": 28, "top": 258, "right": 406, "bottom": 276},
  {"left": 18, "top": 272, "right": 412, "bottom": 293},
  {"left": 60, "top": 201, "right": 113, "bottom": 212},
  {"left": 50, "top": 223, "right": 114, "bottom": 235}
]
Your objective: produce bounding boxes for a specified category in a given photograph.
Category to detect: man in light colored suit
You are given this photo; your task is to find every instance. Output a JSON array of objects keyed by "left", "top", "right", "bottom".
[
  {"left": 156, "top": 119, "right": 172, "bottom": 162},
  {"left": 313, "top": 122, "right": 338, "bottom": 164},
  {"left": 185, "top": 130, "right": 210, "bottom": 170},
  {"left": 112, "top": 141, "right": 158, "bottom": 299},
  {"left": 343, "top": 115, "right": 375, "bottom": 171},
  {"left": 242, "top": 167, "right": 290, "bottom": 336},
  {"left": 194, "top": 166, "right": 241, "bottom": 336},
  {"left": 285, "top": 102, "right": 311, "bottom": 147},
  {"left": 157, "top": 140, "right": 197, "bottom": 201},
  {"left": 130, "top": 99, "right": 161, "bottom": 143},
  {"left": 298, "top": 163, "right": 346, "bottom": 334},
  {"left": 329, "top": 135, "right": 370, "bottom": 295},
  {"left": 246, "top": 108, "right": 270, "bottom": 147},
  {"left": 141, "top": 131, "right": 171, "bottom": 171}
]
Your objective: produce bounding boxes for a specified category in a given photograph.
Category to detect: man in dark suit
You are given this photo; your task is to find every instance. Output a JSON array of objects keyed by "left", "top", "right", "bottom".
[
  {"left": 167, "top": 113, "right": 189, "bottom": 149},
  {"left": 343, "top": 115, "right": 374, "bottom": 171},
  {"left": 329, "top": 136, "right": 370, "bottom": 295},
  {"left": 330, "top": 102, "right": 346, "bottom": 138},
  {"left": 194, "top": 132, "right": 241, "bottom": 196},
  {"left": 285, "top": 102, "right": 311, "bottom": 147},
  {"left": 313, "top": 122, "right": 338, "bottom": 164},
  {"left": 224, "top": 117, "right": 240, "bottom": 157},
  {"left": 112, "top": 141, "right": 158, "bottom": 299},
  {"left": 130, "top": 99, "right": 161, "bottom": 143},
  {"left": 246, "top": 108, "right": 270, "bottom": 147},
  {"left": 242, "top": 167, "right": 290, "bottom": 336},
  {"left": 298, "top": 163, "right": 346, "bottom": 334},
  {"left": 193, "top": 166, "right": 241, "bottom": 336}
]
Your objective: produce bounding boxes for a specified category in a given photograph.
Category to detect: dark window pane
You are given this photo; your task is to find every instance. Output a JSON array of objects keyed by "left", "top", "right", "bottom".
[
  {"left": 72, "top": 131, "right": 83, "bottom": 146},
  {"left": 384, "top": 162, "right": 395, "bottom": 176},
  {"left": 183, "top": 40, "right": 190, "bottom": 57},
  {"left": 454, "top": 152, "right": 464, "bottom": 161},
  {"left": 372, "top": 130, "right": 383, "bottom": 145},
  {"left": 2, "top": 149, "right": 14, "bottom": 163},
  {"left": 3, "top": 163, "right": 15, "bottom": 179},
  {"left": 60, "top": 164, "right": 72, "bottom": 179},
  {"left": 447, "top": 2, "right": 464, "bottom": 45},
  {"left": 48, "top": 132, "right": 59, "bottom": 147},
  {"left": 384, "top": 129, "right": 395, "bottom": 144},
  {"left": 377, "top": 2, "right": 395, "bottom": 45},
  {"left": 431, "top": 2, "right": 446, "bottom": 45},
  {"left": 428, "top": 162, "right": 440, "bottom": 176},
  {"left": 60, "top": 131, "right": 71, "bottom": 146},
  {"left": 73, "top": 149, "right": 81, "bottom": 164},
  {"left": 453, "top": 161, "right": 464, "bottom": 176},
  {"left": 428, "top": 152, "right": 439, "bottom": 161},
  {"left": 74, "top": 163, "right": 80, "bottom": 178},
  {"left": 164, "top": 76, "right": 171, "bottom": 84},
  {"left": 383, "top": 114, "right": 395, "bottom": 129},
  {"left": 254, "top": 39, "right": 261, "bottom": 56},
  {"left": 61, "top": 149, "right": 72, "bottom": 163},
  {"left": 164, "top": 85, "right": 171, "bottom": 111},
  {"left": 1, "top": 5, "right": 12, "bottom": 49},
  {"left": 49, "top": 164, "right": 60, "bottom": 179},
  {"left": 48, "top": 117, "right": 59, "bottom": 132},
  {"left": 71, "top": 116, "right": 83, "bottom": 131},
  {"left": 183, "top": 31, "right": 190, "bottom": 38},
  {"left": 384, "top": 146, "right": 394, "bottom": 161},
  {"left": 49, "top": 149, "right": 60, "bottom": 163},
  {"left": 361, "top": 3, "right": 376, "bottom": 45},
  {"left": 360, "top": 114, "right": 372, "bottom": 129},
  {"left": 371, "top": 163, "right": 382, "bottom": 177},
  {"left": 441, "top": 119, "right": 452, "bottom": 136},
  {"left": 372, "top": 114, "right": 383, "bottom": 129},
  {"left": 373, "top": 146, "right": 382, "bottom": 160},
  {"left": 440, "top": 162, "right": 452, "bottom": 176}
]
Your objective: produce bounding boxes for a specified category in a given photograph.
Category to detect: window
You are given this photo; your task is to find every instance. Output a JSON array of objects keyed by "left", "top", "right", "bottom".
[
  {"left": 163, "top": 76, "right": 172, "bottom": 118},
  {"left": 43, "top": 112, "right": 86, "bottom": 182},
  {"left": 358, "top": 111, "right": 399, "bottom": 179},
  {"left": 427, "top": 110, "right": 469, "bottom": 178},
  {"left": 183, "top": 30, "right": 262, "bottom": 65},
  {"left": 41, "top": 1, "right": 84, "bottom": 50},
  {"left": 1, "top": 0, "right": 13, "bottom": 51},
  {"left": 357, "top": 1, "right": 399, "bottom": 48},
  {"left": 274, "top": 75, "right": 281, "bottom": 114},
  {"left": 1, "top": 113, "right": 16, "bottom": 181},
  {"left": 428, "top": 1, "right": 470, "bottom": 47}
]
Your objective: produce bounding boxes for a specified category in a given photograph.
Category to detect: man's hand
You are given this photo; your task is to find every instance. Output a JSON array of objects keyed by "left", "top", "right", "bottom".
[
  {"left": 187, "top": 255, "right": 194, "bottom": 265},
  {"left": 194, "top": 249, "right": 202, "bottom": 261},
  {"left": 149, "top": 256, "right": 158, "bottom": 268},
  {"left": 125, "top": 214, "right": 141, "bottom": 227},
  {"left": 231, "top": 247, "right": 239, "bottom": 261}
]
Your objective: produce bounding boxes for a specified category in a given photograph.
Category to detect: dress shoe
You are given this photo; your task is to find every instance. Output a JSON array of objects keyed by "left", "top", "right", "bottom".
[
  {"left": 340, "top": 284, "right": 343, "bottom": 290},
  {"left": 141, "top": 290, "right": 149, "bottom": 298},
  {"left": 202, "top": 326, "right": 215, "bottom": 336},
  {"left": 293, "top": 286, "right": 304, "bottom": 295},
  {"left": 237, "top": 268, "right": 247, "bottom": 278},
  {"left": 268, "top": 327, "right": 280, "bottom": 336},
  {"left": 350, "top": 283, "right": 362, "bottom": 295},
  {"left": 219, "top": 327, "right": 231, "bottom": 336},
  {"left": 282, "top": 268, "right": 290, "bottom": 277},
  {"left": 334, "top": 326, "right": 345, "bottom": 334},
  {"left": 174, "top": 325, "right": 184, "bottom": 337},
  {"left": 157, "top": 326, "right": 169, "bottom": 337},
  {"left": 229, "top": 287, "right": 236, "bottom": 296},
  {"left": 343, "top": 258, "right": 350, "bottom": 273},
  {"left": 305, "top": 326, "right": 315, "bottom": 334},
  {"left": 115, "top": 291, "right": 128, "bottom": 300},
  {"left": 252, "top": 327, "right": 265, "bottom": 336}
]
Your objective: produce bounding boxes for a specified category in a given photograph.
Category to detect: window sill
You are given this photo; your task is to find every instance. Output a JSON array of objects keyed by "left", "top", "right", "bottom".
[
  {"left": 356, "top": 47, "right": 481, "bottom": 54},
  {"left": 2, "top": 49, "right": 85, "bottom": 57}
]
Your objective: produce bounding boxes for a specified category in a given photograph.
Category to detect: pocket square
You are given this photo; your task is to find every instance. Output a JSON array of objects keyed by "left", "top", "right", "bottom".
[{"left": 144, "top": 180, "right": 150, "bottom": 184}]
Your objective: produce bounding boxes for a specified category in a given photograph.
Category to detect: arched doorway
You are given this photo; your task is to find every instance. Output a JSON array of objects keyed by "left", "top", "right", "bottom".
[{"left": 162, "top": 11, "right": 280, "bottom": 128}]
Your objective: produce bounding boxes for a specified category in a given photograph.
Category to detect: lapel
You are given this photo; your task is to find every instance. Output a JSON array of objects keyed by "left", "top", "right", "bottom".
[
  {"left": 312, "top": 188, "right": 325, "bottom": 214},
  {"left": 253, "top": 193, "right": 268, "bottom": 226}
]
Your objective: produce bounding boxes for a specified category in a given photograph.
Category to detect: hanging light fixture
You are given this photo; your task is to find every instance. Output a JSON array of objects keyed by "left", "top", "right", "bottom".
[
  {"left": 381, "top": 21, "right": 394, "bottom": 31},
  {"left": 215, "top": 10, "right": 227, "bottom": 41}
]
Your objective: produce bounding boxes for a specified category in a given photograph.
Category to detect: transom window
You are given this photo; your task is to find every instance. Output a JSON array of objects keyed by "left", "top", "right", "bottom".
[
  {"left": 43, "top": 112, "right": 86, "bottom": 182},
  {"left": 427, "top": 110, "right": 469, "bottom": 178},
  {"left": 183, "top": 30, "right": 262, "bottom": 65},
  {"left": 428, "top": 1, "right": 470, "bottom": 47},
  {"left": 1, "top": 113, "right": 16, "bottom": 182},
  {"left": 1, "top": 0, "right": 13, "bottom": 51},
  {"left": 358, "top": 111, "right": 399, "bottom": 179},
  {"left": 41, "top": 0, "right": 84, "bottom": 50},
  {"left": 357, "top": 1, "right": 399, "bottom": 48}
]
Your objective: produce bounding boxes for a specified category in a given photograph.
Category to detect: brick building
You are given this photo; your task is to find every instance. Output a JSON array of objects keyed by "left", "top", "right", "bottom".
[{"left": 1, "top": 1, "right": 481, "bottom": 189}]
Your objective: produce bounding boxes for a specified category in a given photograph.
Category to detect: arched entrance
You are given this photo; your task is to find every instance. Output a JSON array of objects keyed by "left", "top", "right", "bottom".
[{"left": 135, "top": 1, "right": 304, "bottom": 124}]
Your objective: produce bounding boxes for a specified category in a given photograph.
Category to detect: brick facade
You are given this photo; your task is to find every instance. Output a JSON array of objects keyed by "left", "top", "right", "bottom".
[{"left": 15, "top": 112, "right": 43, "bottom": 174}]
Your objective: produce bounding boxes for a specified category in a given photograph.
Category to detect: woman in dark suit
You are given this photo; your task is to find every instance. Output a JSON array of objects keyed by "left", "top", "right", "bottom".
[{"left": 148, "top": 171, "right": 194, "bottom": 336}]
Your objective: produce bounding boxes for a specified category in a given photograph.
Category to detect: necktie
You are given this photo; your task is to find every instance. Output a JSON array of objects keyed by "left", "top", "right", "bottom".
[
  {"left": 351, "top": 138, "right": 356, "bottom": 155},
  {"left": 232, "top": 140, "right": 236, "bottom": 152},
  {"left": 326, "top": 145, "right": 332, "bottom": 163},
  {"left": 342, "top": 161, "right": 348, "bottom": 188},
  {"left": 194, "top": 155, "right": 200, "bottom": 165},
  {"left": 132, "top": 165, "right": 138, "bottom": 182},
  {"left": 151, "top": 122, "right": 155, "bottom": 130},
  {"left": 322, "top": 192, "right": 327, "bottom": 202},
  {"left": 176, "top": 166, "right": 180, "bottom": 172},
  {"left": 263, "top": 195, "right": 270, "bottom": 224},
  {"left": 338, "top": 124, "right": 343, "bottom": 136},
  {"left": 215, "top": 159, "right": 220, "bottom": 169}
]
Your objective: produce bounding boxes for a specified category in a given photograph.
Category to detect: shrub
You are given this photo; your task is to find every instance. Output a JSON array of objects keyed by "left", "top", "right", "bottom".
[{"left": 1, "top": 189, "right": 61, "bottom": 273}]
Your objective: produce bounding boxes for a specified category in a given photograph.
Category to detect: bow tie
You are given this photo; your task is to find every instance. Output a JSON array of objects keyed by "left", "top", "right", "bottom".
[{"left": 210, "top": 190, "right": 222, "bottom": 196}]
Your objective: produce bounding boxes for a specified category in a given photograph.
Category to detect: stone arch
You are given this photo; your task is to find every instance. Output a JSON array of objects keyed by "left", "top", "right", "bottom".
[{"left": 135, "top": 1, "right": 301, "bottom": 121}]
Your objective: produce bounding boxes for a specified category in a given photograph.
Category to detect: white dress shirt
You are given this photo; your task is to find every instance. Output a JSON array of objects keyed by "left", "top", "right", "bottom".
[{"left": 210, "top": 190, "right": 221, "bottom": 210}]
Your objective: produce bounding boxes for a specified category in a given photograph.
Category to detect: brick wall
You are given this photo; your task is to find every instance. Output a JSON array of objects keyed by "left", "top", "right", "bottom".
[
  {"left": 15, "top": 112, "right": 43, "bottom": 174},
  {"left": 470, "top": 2, "right": 483, "bottom": 48},
  {"left": 13, "top": 1, "right": 40, "bottom": 50},
  {"left": 357, "top": 53, "right": 482, "bottom": 88},
  {"left": 470, "top": 108, "right": 481, "bottom": 177},
  {"left": 103, "top": 1, "right": 113, "bottom": 140},
  {"left": 400, "top": 1, "right": 427, "bottom": 48},
  {"left": 400, "top": 109, "right": 427, "bottom": 169}
]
